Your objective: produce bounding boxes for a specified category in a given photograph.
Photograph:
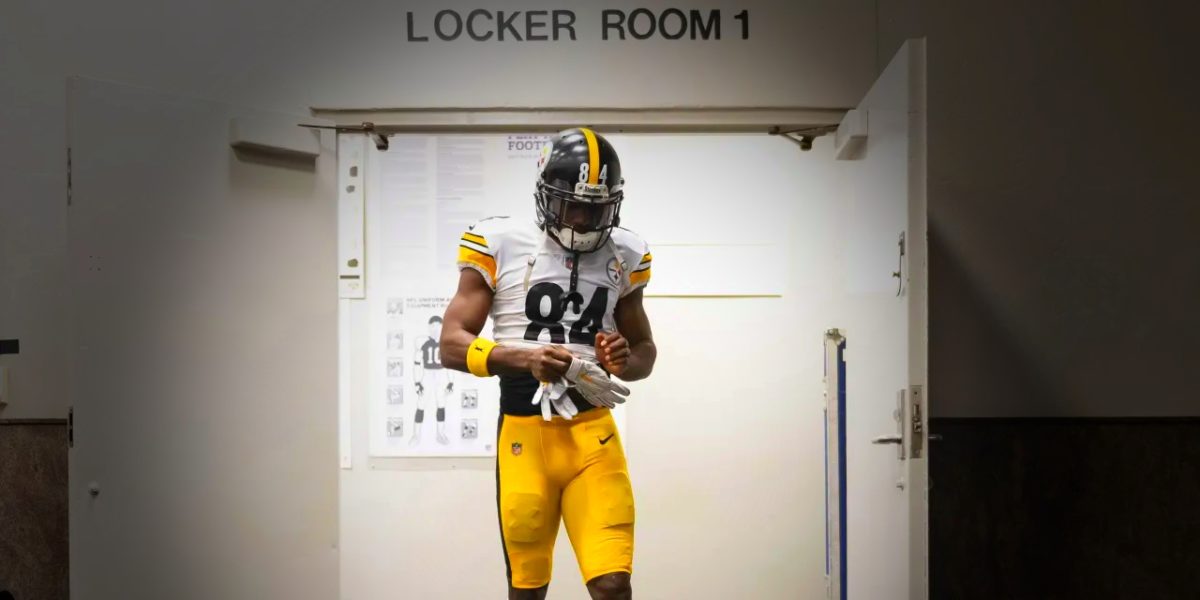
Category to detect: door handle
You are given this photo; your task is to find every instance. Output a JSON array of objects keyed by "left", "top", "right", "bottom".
[{"left": 872, "top": 434, "right": 902, "bottom": 445}]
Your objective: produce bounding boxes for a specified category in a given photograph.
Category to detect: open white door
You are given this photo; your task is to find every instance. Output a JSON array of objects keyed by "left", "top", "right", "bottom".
[
  {"left": 67, "top": 79, "right": 339, "bottom": 599},
  {"left": 824, "top": 39, "right": 928, "bottom": 600}
]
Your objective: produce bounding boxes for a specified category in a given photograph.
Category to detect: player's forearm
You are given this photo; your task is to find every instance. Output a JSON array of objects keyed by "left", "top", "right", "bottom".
[
  {"left": 440, "top": 328, "right": 476, "bottom": 373},
  {"left": 442, "top": 328, "right": 533, "bottom": 377},
  {"left": 619, "top": 340, "right": 657, "bottom": 381},
  {"left": 485, "top": 345, "right": 535, "bottom": 376}
]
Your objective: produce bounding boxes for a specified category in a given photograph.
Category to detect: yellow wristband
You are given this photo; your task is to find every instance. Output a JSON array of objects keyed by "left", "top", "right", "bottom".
[{"left": 466, "top": 337, "right": 497, "bottom": 378}]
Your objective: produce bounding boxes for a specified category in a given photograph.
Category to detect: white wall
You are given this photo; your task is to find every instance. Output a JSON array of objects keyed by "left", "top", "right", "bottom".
[
  {"left": 0, "top": 0, "right": 876, "bottom": 421},
  {"left": 340, "top": 133, "right": 846, "bottom": 598},
  {"left": 64, "top": 79, "right": 340, "bottom": 600}
]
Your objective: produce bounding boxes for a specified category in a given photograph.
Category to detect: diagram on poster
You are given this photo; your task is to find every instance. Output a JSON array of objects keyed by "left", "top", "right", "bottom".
[{"left": 371, "top": 295, "right": 500, "bottom": 457}]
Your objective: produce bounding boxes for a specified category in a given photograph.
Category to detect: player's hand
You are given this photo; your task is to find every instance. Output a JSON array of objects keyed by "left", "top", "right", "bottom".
[
  {"left": 414, "top": 382, "right": 425, "bottom": 395},
  {"left": 564, "top": 356, "right": 630, "bottom": 409},
  {"left": 529, "top": 345, "right": 573, "bottom": 382},
  {"left": 596, "top": 331, "right": 630, "bottom": 377}
]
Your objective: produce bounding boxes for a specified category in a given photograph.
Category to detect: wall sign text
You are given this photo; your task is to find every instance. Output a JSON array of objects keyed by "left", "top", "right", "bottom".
[{"left": 406, "top": 9, "right": 750, "bottom": 42}]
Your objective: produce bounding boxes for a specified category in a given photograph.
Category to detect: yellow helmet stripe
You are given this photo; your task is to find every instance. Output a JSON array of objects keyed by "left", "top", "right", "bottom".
[{"left": 581, "top": 127, "right": 600, "bottom": 185}]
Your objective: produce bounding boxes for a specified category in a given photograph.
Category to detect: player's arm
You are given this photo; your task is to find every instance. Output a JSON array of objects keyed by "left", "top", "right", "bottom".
[
  {"left": 597, "top": 288, "right": 656, "bottom": 381},
  {"left": 440, "top": 268, "right": 573, "bottom": 381},
  {"left": 412, "top": 344, "right": 424, "bottom": 387}
]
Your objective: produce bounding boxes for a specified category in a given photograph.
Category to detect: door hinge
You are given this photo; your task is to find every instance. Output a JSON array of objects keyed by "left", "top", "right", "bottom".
[{"left": 893, "top": 231, "right": 906, "bottom": 296}]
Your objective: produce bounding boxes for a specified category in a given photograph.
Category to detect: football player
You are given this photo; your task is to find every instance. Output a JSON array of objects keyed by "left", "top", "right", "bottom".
[
  {"left": 441, "top": 128, "right": 656, "bottom": 600},
  {"left": 411, "top": 315, "right": 453, "bottom": 446}
]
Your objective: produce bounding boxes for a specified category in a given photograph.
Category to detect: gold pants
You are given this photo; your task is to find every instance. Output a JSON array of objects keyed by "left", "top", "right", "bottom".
[{"left": 496, "top": 408, "right": 635, "bottom": 588}]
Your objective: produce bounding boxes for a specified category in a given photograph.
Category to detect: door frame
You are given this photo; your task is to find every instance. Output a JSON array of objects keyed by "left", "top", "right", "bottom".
[{"left": 321, "top": 38, "right": 929, "bottom": 597}]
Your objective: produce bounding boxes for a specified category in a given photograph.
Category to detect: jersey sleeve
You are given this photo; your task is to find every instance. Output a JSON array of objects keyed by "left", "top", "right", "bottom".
[
  {"left": 456, "top": 219, "right": 502, "bottom": 290},
  {"left": 615, "top": 229, "right": 651, "bottom": 297}
]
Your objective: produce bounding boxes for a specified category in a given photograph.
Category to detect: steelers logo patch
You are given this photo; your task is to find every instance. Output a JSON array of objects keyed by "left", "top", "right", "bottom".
[{"left": 606, "top": 257, "right": 623, "bottom": 285}]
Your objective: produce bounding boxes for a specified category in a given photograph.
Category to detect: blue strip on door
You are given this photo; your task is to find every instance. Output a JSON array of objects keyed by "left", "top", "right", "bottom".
[{"left": 837, "top": 339, "right": 847, "bottom": 600}]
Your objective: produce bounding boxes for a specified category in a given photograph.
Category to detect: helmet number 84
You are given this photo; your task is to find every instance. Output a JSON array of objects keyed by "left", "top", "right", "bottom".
[{"left": 578, "top": 163, "right": 609, "bottom": 185}]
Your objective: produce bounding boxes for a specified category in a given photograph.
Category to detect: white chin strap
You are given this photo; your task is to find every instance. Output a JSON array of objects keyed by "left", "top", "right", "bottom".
[{"left": 552, "top": 225, "right": 604, "bottom": 252}]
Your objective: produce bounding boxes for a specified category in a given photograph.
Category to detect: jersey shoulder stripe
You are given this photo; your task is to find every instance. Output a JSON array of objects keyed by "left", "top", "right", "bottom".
[
  {"left": 460, "top": 233, "right": 492, "bottom": 257},
  {"left": 629, "top": 266, "right": 651, "bottom": 287},
  {"left": 457, "top": 216, "right": 522, "bottom": 290},
  {"left": 610, "top": 227, "right": 652, "bottom": 294},
  {"left": 461, "top": 231, "right": 490, "bottom": 251}
]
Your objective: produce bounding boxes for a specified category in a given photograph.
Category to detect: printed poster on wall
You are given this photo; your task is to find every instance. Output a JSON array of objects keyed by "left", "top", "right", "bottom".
[
  {"left": 372, "top": 294, "right": 500, "bottom": 457},
  {"left": 367, "top": 133, "right": 631, "bottom": 458}
]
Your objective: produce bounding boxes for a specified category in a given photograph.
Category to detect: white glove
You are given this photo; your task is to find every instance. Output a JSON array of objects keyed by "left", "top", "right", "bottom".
[
  {"left": 533, "top": 379, "right": 578, "bottom": 421},
  {"left": 563, "top": 356, "right": 630, "bottom": 409}
]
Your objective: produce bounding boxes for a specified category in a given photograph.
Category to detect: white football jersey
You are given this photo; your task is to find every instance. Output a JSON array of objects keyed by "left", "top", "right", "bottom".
[{"left": 457, "top": 217, "right": 652, "bottom": 361}]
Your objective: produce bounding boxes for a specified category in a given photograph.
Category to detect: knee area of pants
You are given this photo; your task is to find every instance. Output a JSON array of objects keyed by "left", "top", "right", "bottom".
[
  {"left": 595, "top": 472, "right": 635, "bottom": 527},
  {"left": 504, "top": 492, "right": 548, "bottom": 543},
  {"left": 513, "top": 557, "right": 551, "bottom": 587}
]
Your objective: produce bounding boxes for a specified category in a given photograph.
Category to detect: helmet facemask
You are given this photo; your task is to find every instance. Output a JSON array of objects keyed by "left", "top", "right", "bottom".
[{"left": 535, "top": 179, "right": 623, "bottom": 253}]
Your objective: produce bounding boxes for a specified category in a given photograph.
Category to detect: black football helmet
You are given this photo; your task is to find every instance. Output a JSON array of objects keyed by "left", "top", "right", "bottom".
[{"left": 535, "top": 128, "right": 624, "bottom": 253}]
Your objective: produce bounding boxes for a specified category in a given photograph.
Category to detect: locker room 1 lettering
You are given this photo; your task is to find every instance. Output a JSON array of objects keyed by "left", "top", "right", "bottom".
[{"left": 405, "top": 9, "right": 749, "bottom": 42}]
